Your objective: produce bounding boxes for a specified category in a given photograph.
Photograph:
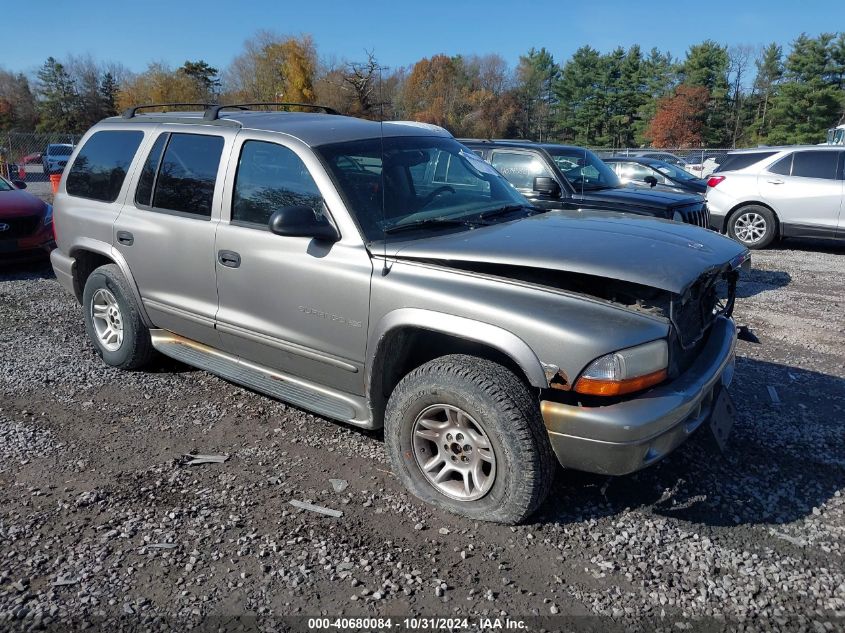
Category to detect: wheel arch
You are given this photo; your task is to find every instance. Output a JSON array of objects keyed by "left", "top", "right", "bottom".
[
  {"left": 725, "top": 201, "right": 780, "bottom": 237},
  {"left": 68, "top": 240, "right": 152, "bottom": 326},
  {"left": 367, "top": 309, "right": 548, "bottom": 428}
]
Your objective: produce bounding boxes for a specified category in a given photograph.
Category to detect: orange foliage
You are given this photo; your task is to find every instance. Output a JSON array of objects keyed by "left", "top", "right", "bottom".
[{"left": 646, "top": 84, "right": 710, "bottom": 148}]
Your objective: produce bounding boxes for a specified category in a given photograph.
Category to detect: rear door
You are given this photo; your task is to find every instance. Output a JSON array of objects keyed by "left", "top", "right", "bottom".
[
  {"left": 114, "top": 126, "right": 235, "bottom": 347},
  {"left": 758, "top": 150, "right": 843, "bottom": 238}
]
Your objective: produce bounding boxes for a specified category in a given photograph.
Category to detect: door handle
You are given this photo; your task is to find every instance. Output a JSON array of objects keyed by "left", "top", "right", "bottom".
[
  {"left": 116, "top": 230, "right": 134, "bottom": 246},
  {"left": 767, "top": 179, "right": 784, "bottom": 185},
  {"left": 217, "top": 250, "right": 241, "bottom": 268}
]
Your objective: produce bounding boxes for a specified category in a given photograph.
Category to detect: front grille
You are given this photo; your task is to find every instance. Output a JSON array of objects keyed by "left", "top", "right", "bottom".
[
  {"left": 670, "top": 267, "right": 737, "bottom": 350},
  {"left": 0, "top": 215, "right": 40, "bottom": 239},
  {"left": 679, "top": 204, "right": 711, "bottom": 229}
]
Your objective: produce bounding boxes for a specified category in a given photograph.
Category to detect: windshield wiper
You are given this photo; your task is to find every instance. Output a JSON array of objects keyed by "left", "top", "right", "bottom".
[
  {"left": 382, "top": 217, "right": 473, "bottom": 235},
  {"left": 476, "top": 204, "right": 534, "bottom": 221}
]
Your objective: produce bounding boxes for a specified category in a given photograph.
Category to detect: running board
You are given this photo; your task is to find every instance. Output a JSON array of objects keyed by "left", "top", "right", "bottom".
[{"left": 149, "top": 330, "right": 372, "bottom": 428}]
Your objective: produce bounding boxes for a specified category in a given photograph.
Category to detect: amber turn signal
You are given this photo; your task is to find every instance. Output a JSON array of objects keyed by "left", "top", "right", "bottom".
[{"left": 574, "top": 368, "right": 668, "bottom": 397}]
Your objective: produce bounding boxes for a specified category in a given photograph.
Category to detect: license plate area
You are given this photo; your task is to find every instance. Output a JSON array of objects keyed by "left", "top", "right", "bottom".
[{"left": 709, "top": 387, "right": 736, "bottom": 452}]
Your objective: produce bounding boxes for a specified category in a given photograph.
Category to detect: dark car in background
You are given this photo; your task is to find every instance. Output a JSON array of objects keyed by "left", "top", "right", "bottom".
[
  {"left": 605, "top": 156, "right": 708, "bottom": 194},
  {"left": 0, "top": 175, "right": 54, "bottom": 262},
  {"left": 461, "top": 140, "right": 710, "bottom": 228}
]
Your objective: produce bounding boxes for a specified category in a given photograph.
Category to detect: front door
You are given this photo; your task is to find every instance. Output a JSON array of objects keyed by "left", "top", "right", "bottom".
[
  {"left": 114, "top": 126, "right": 234, "bottom": 347},
  {"left": 214, "top": 135, "right": 372, "bottom": 395}
]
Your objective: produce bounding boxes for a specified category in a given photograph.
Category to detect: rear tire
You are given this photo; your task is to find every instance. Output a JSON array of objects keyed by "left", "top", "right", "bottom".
[
  {"left": 384, "top": 354, "right": 555, "bottom": 524},
  {"left": 728, "top": 205, "right": 777, "bottom": 249},
  {"left": 82, "top": 264, "right": 154, "bottom": 370}
]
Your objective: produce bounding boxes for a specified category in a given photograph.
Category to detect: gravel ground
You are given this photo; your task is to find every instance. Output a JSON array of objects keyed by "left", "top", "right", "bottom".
[{"left": 0, "top": 239, "right": 843, "bottom": 632}]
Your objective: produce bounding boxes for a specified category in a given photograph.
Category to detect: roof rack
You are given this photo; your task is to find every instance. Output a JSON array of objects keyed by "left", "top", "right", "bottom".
[
  {"left": 121, "top": 103, "right": 214, "bottom": 119},
  {"left": 203, "top": 102, "right": 340, "bottom": 121}
]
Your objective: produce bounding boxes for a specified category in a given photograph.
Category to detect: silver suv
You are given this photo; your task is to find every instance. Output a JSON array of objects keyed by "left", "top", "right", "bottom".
[
  {"left": 51, "top": 104, "right": 748, "bottom": 523},
  {"left": 707, "top": 146, "right": 845, "bottom": 248}
]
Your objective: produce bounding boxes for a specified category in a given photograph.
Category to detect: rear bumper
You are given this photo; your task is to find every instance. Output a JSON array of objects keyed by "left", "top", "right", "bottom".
[
  {"left": 541, "top": 316, "right": 737, "bottom": 476},
  {"left": 50, "top": 248, "right": 77, "bottom": 298}
]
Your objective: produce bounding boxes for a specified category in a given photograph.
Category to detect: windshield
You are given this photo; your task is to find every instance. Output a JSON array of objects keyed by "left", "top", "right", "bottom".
[
  {"left": 0, "top": 177, "right": 13, "bottom": 192},
  {"left": 835, "top": 128, "right": 845, "bottom": 145},
  {"left": 317, "top": 136, "right": 529, "bottom": 241},
  {"left": 651, "top": 160, "right": 697, "bottom": 182},
  {"left": 546, "top": 147, "right": 620, "bottom": 190},
  {"left": 49, "top": 145, "right": 73, "bottom": 156}
]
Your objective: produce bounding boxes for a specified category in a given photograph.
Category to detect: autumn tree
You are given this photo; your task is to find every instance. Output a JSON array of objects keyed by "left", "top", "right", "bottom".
[
  {"left": 401, "top": 54, "right": 466, "bottom": 129},
  {"left": 646, "top": 84, "right": 710, "bottom": 147},
  {"left": 223, "top": 32, "right": 316, "bottom": 104},
  {"left": 0, "top": 70, "right": 37, "bottom": 130},
  {"left": 116, "top": 63, "right": 207, "bottom": 112},
  {"left": 680, "top": 40, "right": 731, "bottom": 145}
]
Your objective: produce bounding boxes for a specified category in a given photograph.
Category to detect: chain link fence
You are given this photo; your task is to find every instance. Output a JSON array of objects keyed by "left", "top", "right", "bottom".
[
  {"left": 589, "top": 147, "right": 736, "bottom": 177},
  {"left": 0, "top": 132, "right": 83, "bottom": 182}
]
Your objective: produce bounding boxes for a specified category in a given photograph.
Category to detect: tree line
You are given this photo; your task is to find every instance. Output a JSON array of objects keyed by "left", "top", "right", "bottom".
[{"left": 1, "top": 30, "right": 843, "bottom": 148}]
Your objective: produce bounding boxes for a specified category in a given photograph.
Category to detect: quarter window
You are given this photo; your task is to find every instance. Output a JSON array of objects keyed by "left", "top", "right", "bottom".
[
  {"left": 232, "top": 141, "right": 324, "bottom": 228},
  {"left": 768, "top": 155, "right": 792, "bottom": 176},
  {"left": 490, "top": 152, "right": 552, "bottom": 190},
  {"left": 66, "top": 131, "right": 144, "bottom": 202},
  {"left": 790, "top": 151, "right": 839, "bottom": 180}
]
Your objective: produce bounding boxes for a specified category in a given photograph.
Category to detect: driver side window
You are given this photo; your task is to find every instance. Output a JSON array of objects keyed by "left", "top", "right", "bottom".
[{"left": 232, "top": 140, "right": 325, "bottom": 228}]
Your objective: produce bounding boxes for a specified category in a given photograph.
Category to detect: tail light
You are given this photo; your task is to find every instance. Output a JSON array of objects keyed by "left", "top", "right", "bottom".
[{"left": 707, "top": 176, "right": 725, "bottom": 188}]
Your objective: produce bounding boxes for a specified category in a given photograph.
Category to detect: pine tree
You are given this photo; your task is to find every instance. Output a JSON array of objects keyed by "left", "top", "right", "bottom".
[
  {"left": 36, "top": 57, "right": 81, "bottom": 132},
  {"left": 178, "top": 60, "right": 220, "bottom": 103},
  {"left": 514, "top": 47, "right": 559, "bottom": 140},
  {"left": 100, "top": 72, "right": 119, "bottom": 118},
  {"left": 681, "top": 41, "right": 730, "bottom": 146},
  {"left": 768, "top": 33, "right": 844, "bottom": 144}
]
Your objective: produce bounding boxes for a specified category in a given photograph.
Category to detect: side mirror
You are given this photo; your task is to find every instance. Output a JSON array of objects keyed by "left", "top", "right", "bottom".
[
  {"left": 644, "top": 175, "right": 658, "bottom": 187},
  {"left": 533, "top": 176, "right": 561, "bottom": 197},
  {"left": 12, "top": 180, "right": 27, "bottom": 189},
  {"left": 268, "top": 206, "right": 340, "bottom": 242}
]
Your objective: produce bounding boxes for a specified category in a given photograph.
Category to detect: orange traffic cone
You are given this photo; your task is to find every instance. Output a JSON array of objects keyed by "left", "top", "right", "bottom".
[{"left": 49, "top": 173, "right": 61, "bottom": 195}]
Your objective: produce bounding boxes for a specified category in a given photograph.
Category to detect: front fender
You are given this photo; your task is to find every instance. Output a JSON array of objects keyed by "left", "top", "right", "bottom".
[{"left": 367, "top": 307, "right": 549, "bottom": 389}]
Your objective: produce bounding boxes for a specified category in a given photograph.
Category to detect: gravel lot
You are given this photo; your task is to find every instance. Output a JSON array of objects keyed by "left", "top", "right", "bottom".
[{"left": 0, "top": 238, "right": 843, "bottom": 632}]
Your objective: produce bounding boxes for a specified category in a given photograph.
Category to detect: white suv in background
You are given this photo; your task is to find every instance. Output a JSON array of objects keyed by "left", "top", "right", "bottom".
[{"left": 707, "top": 146, "right": 844, "bottom": 249}]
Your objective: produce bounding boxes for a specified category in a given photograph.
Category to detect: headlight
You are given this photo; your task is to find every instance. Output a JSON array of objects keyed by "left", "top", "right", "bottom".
[
  {"left": 43, "top": 204, "right": 53, "bottom": 226},
  {"left": 672, "top": 210, "right": 683, "bottom": 222},
  {"left": 574, "top": 340, "right": 668, "bottom": 396}
]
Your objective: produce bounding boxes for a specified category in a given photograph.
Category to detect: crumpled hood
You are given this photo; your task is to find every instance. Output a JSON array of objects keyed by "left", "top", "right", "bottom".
[{"left": 389, "top": 209, "right": 748, "bottom": 295}]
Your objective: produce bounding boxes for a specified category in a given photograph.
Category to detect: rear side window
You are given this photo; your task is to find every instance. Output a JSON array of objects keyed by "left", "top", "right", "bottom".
[
  {"left": 66, "top": 131, "right": 144, "bottom": 202},
  {"left": 768, "top": 154, "right": 792, "bottom": 176},
  {"left": 715, "top": 152, "right": 776, "bottom": 173},
  {"left": 137, "top": 133, "right": 224, "bottom": 218},
  {"left": 232, "top": 140, "right": 324, "bottom": 227},
  {"left": 790, "top": 151, "right": 839, "bottom": 180}
]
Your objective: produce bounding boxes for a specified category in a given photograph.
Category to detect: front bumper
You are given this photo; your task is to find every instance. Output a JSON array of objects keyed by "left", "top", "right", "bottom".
[
  {"left": 0, "top": 226, "right": 55, "bottom": 263},
  {"left": 541, "top": 316, "right": 737, "bottom": 476}
]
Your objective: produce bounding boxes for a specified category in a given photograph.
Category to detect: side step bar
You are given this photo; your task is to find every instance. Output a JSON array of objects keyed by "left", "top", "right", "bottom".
[{"left": 150, "top": 330, "right": 373, "bottom": 428}]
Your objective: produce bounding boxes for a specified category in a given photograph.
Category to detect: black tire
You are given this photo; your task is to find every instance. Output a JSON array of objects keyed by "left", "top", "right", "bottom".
[
  {"left": 727, "top": 204, "right": 777, "bottom": 249},
  {"left": 384, "top": 354, "right": 555, "bottom": 524},
  {"left": 82, "top": 264, "right": 154, "bottom": 370}
]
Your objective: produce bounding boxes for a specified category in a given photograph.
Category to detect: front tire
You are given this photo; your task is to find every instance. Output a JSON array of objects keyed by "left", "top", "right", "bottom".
[
  {"left": 82, "top": 264, "right": 153, "bottom": 370},
  {"left": 728, "top": 205, "right": 777, "bottom": 249},
  {"left": 385, "top": 354, "right": 555, "bottom": 524}
]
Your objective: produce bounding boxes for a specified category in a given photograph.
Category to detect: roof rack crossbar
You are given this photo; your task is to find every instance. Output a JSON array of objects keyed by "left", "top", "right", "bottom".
[
  {"left": 203, "top": 102, "right": 340, "bottom": 121},
  {"left": 122, "top": 103, "right": 215, "bottom": 119}
]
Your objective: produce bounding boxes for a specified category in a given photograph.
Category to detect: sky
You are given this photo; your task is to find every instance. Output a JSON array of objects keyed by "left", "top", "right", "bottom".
[{"left": 3, "top": 0, "right": 841, "bottom": 76}]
